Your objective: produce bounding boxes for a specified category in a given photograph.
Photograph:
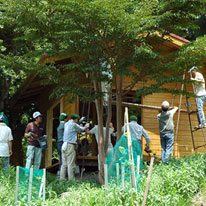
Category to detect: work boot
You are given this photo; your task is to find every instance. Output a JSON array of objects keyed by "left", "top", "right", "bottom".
[{"left": 194, "top": 124, "right": 206, "bottom": 130}]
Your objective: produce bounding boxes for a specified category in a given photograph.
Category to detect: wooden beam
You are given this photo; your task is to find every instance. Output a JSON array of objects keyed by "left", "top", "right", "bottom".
[
  {"left": 120, "top": 102, "right": 191, "bottom": 113},
  {"left": 76, "top": 155, "right": 98, "bottom": 160}
]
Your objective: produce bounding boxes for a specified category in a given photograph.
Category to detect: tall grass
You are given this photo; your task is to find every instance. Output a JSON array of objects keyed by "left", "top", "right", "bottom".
[{"left": 0, "top": 153, "right": 205, "bottom": 206}]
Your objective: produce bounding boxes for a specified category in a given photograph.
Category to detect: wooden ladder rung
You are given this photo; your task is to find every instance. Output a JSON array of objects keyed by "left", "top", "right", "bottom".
[{"left": 195, "top": 144, "right": 206, "bottom": 150}]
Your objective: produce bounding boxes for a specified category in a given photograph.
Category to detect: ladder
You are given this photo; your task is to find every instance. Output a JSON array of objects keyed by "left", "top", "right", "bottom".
[
  {"left": 173, "top": 73, "right": 206, "bottom": 154},
  {"left": 185, "top": 95, "right": 206, "bottom": 150}
]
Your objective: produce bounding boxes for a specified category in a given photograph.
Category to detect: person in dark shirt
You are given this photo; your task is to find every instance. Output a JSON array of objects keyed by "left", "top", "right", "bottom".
[
  {"left": 25, "top": 111, "right": 44, "bottom": 169},
  {"left": 157, "top": 101, "right": 178, "bottom": 164}
]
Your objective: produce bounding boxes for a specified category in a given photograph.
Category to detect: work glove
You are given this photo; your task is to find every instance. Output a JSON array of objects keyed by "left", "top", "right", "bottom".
[
  {"left": 85, "top": 123, "right": 90, "bottom": 128},
  {"left": 80, "top": 116, "right": 86, "bottom": 122},
  {"left": 144, "top": 146, "right": 152, "bottom": 153}
]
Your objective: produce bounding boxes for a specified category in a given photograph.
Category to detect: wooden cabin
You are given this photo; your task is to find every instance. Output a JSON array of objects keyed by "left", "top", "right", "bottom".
[{"left": 11, "top": 33, "right": 206, "bottom": 168}]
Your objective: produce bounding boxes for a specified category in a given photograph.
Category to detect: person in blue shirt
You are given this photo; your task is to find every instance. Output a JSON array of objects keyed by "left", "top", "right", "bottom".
[
  {"left": 57, "top": 113, "right": 69, "bottom": 173},
  {"left": 60, "top": 114, "right": 88, "bottom": 181},
  {"left": 122, "top": 115, "right": 150, "bottom": 152}
]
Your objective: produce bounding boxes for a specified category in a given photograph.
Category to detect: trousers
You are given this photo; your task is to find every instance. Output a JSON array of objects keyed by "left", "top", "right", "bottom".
[
  {"left": 60, "top": 143, "right": 76, "bottom": 181},
  {"left": 160, "top": 132, "right": 174, "bottom": 164},
  {"left": 196, "top": 95, "right": 206, "bottom": 125},
  {"left": 25, "top": 145, "right": 42, "bottom": 169},
  {"left": 57, "top": 141, "right": 63, "bottom": 169}
]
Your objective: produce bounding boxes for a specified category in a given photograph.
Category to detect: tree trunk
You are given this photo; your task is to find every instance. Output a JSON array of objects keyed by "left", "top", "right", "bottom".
[
  {"left": 0, "top": 79, "right": 9, "bottom": 111},
  {"left": 116, "top": 74, "right": 123, "bottom": 141},
  {"left": 104, "top": 89, "right": 112, "bottom": 155},
  {"left": 93, "top": 81, "right": 105, "bottom": 185}
]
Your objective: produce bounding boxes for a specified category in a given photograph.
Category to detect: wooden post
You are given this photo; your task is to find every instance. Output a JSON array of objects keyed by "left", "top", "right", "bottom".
[
  {"left": 116, "top": 163, "right": 120, "bottom": 184},
  {"left": 15, "top": 166, "right": 19, "bottom": 205},
  {"left": 142, "top": 157, "right": 155, "bottom": 206},
  {"left": 28, "top": 168, "right": 33, "bottom": 203},
  {"left": 104, "top": 164, "right": 108, "bottom": 188},
  {"left": 121, "top": 164, "right": 125, "bottom": 189}
]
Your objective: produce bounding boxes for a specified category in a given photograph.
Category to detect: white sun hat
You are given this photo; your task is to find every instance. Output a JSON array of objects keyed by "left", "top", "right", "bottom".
[
  {"left": 33, "top": 111, "right": 42, "bottom": 119},
  {"left": 161, "top": 101, "right": 169, "bottom": 109}
]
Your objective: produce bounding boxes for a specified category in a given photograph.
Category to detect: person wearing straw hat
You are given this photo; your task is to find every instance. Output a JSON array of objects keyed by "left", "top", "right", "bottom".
[
  {"left": 57, "top": 113, "right": 69, "bottom": 174},
  {"left": 157, "top": 101, "right": 178, "bottom": 164},
  {"left": 189, "top": 66, "right": 206, "bottom": 129},
  {"left": 25, "top": 111, "right": 44, "bottom": 169},
  {"left": 0, "top": 114, "right": 13, "bottom": 173},
  {"left": 122, "top": 115, "right": 150, "bottom": 152}
]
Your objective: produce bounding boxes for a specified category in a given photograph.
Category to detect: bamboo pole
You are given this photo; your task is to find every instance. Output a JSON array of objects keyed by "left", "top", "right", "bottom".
[
  {"left": 15, "top": 166, "right": 19, "bottom": 205},
  {"left": 28, "top": 168, "right": 33, "bottom": 203},
  {"left": 43, "top": 169, "right": 46, "bottom": 201},
  {"left": 121, "top": 164, "right": 125, "bottom": 189},
  {"left": 137, "top": 155, "right": 140, "bottom": 175},
  {"left": 125, "top": 107, "right": 137, "bottom": 190},
  {"left": 104, "top": 164, "right": 108, "bottom": 188},
  {"left": 173, "top": 73, "right": 185, "bottom": 156},
  {"left": 142, "top": 157, "right": 155, "bottom": 206},
  {"left": 39, "top": 169, "right": 46, "bottom": 200},
  {"left": 171, "top": 82, "right": 178, "bottom": 107},
  {"left": 116, "top": 163, "right": 120, "bottom": 184}
]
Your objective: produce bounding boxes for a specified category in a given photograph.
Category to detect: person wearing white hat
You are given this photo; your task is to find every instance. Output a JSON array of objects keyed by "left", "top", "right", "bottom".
[
  {"left": 0, "top": 115, "right": 13, "bottom": 173},
  {"left": 189, "top": 66, "right": 206, "bottom": 129},
  {"left": 157, "top": 101, "right": 178, "bottom": 164},
  {"left": 24, "top": 111, "right": 44, "bottom": 169}
]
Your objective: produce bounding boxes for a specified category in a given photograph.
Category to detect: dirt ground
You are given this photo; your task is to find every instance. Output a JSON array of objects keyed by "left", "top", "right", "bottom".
[{"left": 192, "top": 191, "right": 206, "bottom": 206}]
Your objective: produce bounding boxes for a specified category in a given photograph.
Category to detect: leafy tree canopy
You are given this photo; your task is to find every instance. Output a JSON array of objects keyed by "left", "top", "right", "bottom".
[{"left": 1, "top": 0, "right": 206, "bottom": 102}]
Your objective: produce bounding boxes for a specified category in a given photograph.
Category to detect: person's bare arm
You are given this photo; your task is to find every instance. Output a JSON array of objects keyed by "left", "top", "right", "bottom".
[
  {"left": 25, "top": 132, "right": 30, "bottom": 137},
  {"left": 9, "top": 141, "right": 12, "bottom": 156}
]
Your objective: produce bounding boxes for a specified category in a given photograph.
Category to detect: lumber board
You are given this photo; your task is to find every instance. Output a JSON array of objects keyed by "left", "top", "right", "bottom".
[{"left": 122, "top": 102, "right": 191, "bottom": 113}]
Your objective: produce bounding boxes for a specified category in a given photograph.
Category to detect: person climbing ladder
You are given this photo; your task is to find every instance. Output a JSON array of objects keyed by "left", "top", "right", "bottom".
[{"left": 189, "top": 66, "right": 206, "bottom": 130}]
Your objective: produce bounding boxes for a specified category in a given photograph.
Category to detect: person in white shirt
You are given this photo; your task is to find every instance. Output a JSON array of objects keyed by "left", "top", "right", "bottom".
[
  {"left": 0, "top": 115, "right": 13, "bottom": 172},
  {"left": 189, "top": 66, "right": 206, "bottom": 129},
  {"left": 88, "top": 122, "right": 114, "bottom": 170}
]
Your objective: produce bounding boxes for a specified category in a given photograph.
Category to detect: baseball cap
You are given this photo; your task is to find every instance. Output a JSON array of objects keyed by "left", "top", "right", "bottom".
[
  {"left": 71, "top": 114, "right": 80, "bottom": 120},
  {"left": 129, "top": 115, "right": 138, "bottom": 121},
  {"left": 188, "top": 66, "right": 198, "bottom": 73},
  {"left": 33, "top": 111, "right": 42, "bottom": 119},
  {"left": 161, "top": 101, "right": 169, "bottom": 110},
  {"left": 59, "top": 113, "right": 69, "bottom": 121}
]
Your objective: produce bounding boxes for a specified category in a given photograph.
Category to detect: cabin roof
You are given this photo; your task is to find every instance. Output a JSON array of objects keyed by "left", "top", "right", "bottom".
[{"left": 11, "top": 33, "right": 189, "bottom": 107}]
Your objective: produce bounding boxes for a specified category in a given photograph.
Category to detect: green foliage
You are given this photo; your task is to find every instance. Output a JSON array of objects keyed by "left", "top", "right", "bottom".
[
  {"left": 1, "top": 0, "right": 206, "bottom": 101},
  {"left": 139, "top": 153, "right": 206, "bottom": 206},
  {"left": 0, "top": 154, "right": 206, "bottom": 205}
]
